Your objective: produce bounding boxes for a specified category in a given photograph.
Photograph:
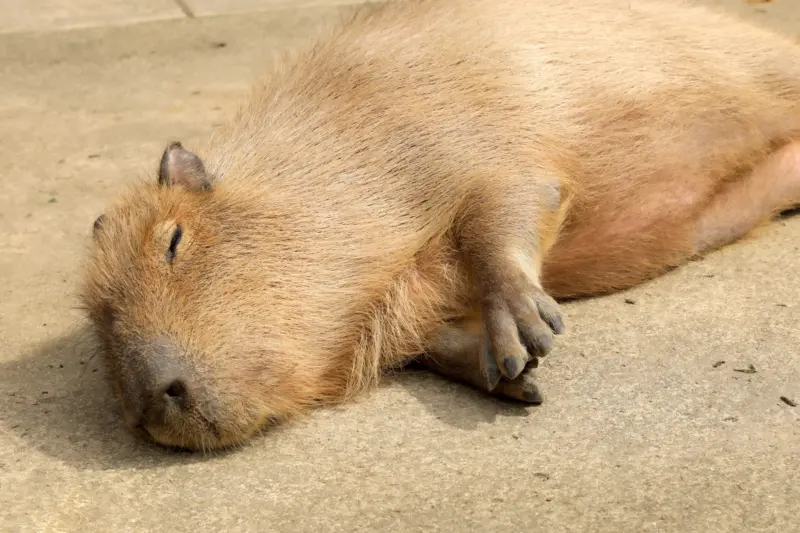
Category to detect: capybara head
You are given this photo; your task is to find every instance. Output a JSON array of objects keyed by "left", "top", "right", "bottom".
[{"left": 79, "top": 143, "right": 351, "bottom": 451}]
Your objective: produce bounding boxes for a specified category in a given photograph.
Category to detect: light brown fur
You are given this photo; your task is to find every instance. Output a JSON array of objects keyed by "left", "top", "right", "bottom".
[{"left": 80, "top": 0, "right": 800, "bottom": 451}]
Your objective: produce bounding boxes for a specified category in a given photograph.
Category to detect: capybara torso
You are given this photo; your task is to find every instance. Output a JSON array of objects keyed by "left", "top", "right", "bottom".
[{"left": 81, "top": 0, "right": 800, "bottom": 450}]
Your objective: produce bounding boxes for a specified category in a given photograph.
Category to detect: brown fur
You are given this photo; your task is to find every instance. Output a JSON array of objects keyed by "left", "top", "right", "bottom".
[{"left": 79, "top": 0, "right": 800, "bottom": 451}]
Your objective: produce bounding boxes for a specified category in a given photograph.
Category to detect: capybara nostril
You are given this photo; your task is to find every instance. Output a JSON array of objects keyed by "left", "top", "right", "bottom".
[
  {"left": 138, "top": 376, "right": 191, "bottom": 420},
  {"left": 163, "top": 379, "right": 189, "bottom": 406}
]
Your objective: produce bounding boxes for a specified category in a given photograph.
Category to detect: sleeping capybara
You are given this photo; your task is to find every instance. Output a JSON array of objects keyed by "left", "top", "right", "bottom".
[{"left": 80, "top": 0, "right": 800, "bottom": 450}]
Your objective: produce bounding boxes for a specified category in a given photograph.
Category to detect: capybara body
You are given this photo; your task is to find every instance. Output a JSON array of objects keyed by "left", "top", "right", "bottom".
[{"left": 81, "top": 0, "right": 800, "bottom": 450}]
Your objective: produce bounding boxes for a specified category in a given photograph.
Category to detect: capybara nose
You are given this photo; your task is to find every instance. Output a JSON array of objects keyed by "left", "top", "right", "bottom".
[{"left": 136, "top": 350, "right": 195, "bottom": 423}]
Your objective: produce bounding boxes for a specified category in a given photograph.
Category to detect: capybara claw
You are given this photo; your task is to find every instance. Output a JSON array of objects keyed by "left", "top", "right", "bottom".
[
  {"left": 482, "top": 280, "right": 564, "bottom": 381},
  {"left": 491, "top": 367, "right": 544, "bottom": 404}
]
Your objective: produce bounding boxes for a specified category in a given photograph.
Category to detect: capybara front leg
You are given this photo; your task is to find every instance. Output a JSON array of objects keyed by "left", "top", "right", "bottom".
[
  {"left": 694, "top": 140, "right": 800, "bottom": 254},
  {"left": 456, "top": 174, "right": 568, "bottom": 390}
]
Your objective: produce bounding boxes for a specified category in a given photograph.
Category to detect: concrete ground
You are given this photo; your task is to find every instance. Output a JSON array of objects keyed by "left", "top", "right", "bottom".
[{"left": 1, "top": 0, "right": 798, "bottom": 531}]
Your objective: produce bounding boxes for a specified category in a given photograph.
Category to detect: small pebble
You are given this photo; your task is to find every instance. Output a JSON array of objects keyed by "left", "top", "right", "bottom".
[
  {"left": 624, "top": 298, "right": 636, "bottom": 305},
  {"left": 712, "top": 361, "right": 725, "bottom": 368}
]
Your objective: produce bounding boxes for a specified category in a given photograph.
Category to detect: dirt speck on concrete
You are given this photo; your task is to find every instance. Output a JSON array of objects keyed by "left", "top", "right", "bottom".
[{"left": 733, "top": 364, "right": 757, "bottom": 374}]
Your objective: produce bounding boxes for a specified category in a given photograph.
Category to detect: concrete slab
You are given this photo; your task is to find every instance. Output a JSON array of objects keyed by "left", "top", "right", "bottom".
[
  {"left": 0, "top": 0, "right": 185, "bottom": 35},
  {"left": 0, "top": 1, "right": 798, "bottom": 533}
]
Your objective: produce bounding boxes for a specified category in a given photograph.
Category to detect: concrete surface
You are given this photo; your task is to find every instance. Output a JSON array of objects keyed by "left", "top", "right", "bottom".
[
  {"left": 0, "top": 0, "right": 185, "bottom": 34},
  {"left": 0, "top": 1, "right": 798, "bottom": 532}
]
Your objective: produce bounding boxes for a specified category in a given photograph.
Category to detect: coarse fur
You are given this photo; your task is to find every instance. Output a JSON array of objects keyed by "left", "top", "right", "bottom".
[{"left": 80, "top": 0, "right": 800, "bottom": 451}]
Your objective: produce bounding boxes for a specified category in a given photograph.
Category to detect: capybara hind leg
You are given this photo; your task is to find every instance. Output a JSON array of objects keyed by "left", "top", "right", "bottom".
[
  {"left": 419, "top": 315, "right": 543, "bottom": 404},
  {"left": 694, "top": 141, "right": 800, "bottom": 254},
  {"left": 542, "top": 141, "right": 800, "bottom": 299}
]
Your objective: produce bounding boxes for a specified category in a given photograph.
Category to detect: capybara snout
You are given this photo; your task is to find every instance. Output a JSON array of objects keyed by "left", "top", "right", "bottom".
[{"left": 112, "top": 337, "right": 201, "bottom": 445}]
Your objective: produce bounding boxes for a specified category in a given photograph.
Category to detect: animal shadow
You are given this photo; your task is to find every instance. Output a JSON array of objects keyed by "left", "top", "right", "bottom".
[
  {"left": 0, "top": 327, "right": 215, "bottom": 471},
  {"left": 387, "top": 361, "right": 535, "bottom": 430},
  {"left": 1, "top": 326, "right": 535, "bottom": 470}
]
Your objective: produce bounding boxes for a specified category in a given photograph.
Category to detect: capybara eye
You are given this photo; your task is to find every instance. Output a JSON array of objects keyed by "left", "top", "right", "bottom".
[
  {"left": 166, "top": 223, "right": 183, "bottom": 264},
  {"left": 93, "top": 214, "right": 106, "bottom": 234}
]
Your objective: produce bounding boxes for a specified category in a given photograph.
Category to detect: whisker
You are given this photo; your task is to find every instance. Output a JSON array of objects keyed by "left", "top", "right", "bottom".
[{"left": 79, "top": 347, "right": 103, "bottom": 380}]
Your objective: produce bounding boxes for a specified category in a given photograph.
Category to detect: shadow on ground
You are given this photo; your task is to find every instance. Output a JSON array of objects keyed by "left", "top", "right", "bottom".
[
  {"left": 389, "top": 363, "right": 535, "bottom": 430},
  {"left": 0, "top": 327, "right": 214, "bottom": 471},
  {"left": 0, "top": 325, "right": 539, "bottom": 470}
]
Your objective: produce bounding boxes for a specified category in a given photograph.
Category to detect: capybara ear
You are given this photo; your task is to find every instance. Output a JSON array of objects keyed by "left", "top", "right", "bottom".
[{"left": 157, "top": 141, "right": 211, "bottom": 191}]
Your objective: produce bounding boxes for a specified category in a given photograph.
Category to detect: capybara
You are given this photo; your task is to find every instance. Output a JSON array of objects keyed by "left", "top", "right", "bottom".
[{"left": 79, "top": 0, "right": 800, "bottom": 451}]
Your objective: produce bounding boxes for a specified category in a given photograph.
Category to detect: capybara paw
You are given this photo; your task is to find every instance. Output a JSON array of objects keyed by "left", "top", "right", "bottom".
[{"left": 480, "top": 281, "right": 564, "bottom": 387}]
